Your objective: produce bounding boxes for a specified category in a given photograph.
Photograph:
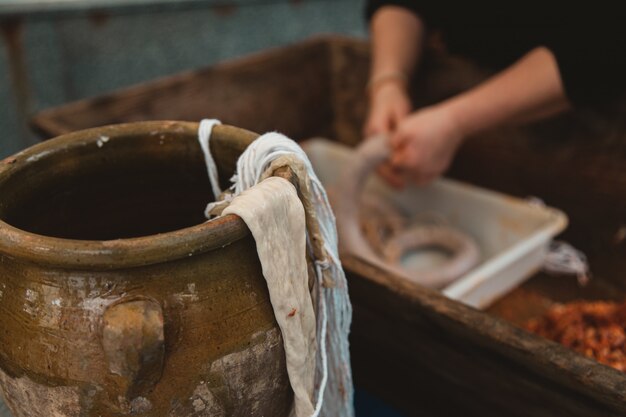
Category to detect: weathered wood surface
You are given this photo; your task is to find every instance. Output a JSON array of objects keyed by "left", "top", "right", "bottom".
[
  {"left": 31, "top": 36, "right": 626, "bottom": 416},
  {"left": 31, "top": 38, "right": 336, "bottom": 142},
  {"left": 346, "top": 254, "right": 626, "bottom": 416}
]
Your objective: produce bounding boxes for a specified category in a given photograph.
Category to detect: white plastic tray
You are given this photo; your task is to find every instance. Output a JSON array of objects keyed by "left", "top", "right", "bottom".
[{"left": 303, "top": 139, "right": 567, "bottom": 309}]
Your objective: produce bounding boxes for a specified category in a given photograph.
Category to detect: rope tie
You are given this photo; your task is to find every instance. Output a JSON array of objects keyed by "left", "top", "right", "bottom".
[{"left": 198, "top": 119, "right": 223, "bottom": 199}]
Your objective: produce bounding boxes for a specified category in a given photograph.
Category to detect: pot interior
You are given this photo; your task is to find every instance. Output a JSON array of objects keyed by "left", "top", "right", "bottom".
[{"left": 0, "top": 131, "right": 215, "bottom": 240}]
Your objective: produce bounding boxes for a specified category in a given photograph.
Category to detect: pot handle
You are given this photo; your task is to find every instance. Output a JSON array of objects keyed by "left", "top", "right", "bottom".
[{"left": 102, "top": 298, "right": 165, "bottom": 398}]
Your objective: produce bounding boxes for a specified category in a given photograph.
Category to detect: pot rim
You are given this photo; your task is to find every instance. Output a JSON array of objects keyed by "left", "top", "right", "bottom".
[{"left": 0, "top": 121, "right": 254, "bottom": 270}]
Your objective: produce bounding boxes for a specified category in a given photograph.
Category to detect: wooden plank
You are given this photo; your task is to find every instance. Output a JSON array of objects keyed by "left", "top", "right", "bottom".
[
  {"left": 327, "top": 38, "right": 369, "bottom": 146},
  {"left": 32, "top": 37, "right": 336, "bottom": 142},
  {"left": 345, "top": 254, "right": 626, "bottom": 416}
]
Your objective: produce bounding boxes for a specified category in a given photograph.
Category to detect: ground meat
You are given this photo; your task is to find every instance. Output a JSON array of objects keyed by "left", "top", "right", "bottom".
[{"left": 525, "top": 300, "right": 626, "bottom": 371}]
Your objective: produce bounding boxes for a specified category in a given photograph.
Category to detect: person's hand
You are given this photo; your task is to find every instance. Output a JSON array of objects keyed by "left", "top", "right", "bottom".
[
  {"left": 385, "top": 105, "right": 464, "bottom": 188},
  {"left": 364, "top": 81, "right": 412, "bottom": 185},
  {"left": 364, "top": 82, "right": 412, "bottom": 136}
]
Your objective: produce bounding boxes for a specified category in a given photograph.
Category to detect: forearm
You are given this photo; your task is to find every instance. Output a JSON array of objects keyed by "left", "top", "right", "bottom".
[
  {"left": 442, "top": 47, "right": 571, "bottom": 137},
  {"left": 369, "top": 6, "right": 425, "bottom": 86}
]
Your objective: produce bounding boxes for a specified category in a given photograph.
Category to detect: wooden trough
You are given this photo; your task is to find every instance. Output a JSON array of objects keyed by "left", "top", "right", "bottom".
[{"left": 32, "top": 36, "right": 626, "bottom": 416}]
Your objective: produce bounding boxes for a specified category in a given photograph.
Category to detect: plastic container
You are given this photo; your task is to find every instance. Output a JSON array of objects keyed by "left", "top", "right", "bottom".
[{"left": 303, "top": 139, "right": 567, "bottom": 309}]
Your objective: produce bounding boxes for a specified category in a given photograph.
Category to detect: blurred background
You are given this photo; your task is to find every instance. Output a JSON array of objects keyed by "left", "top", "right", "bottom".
[{"left": 0, "top": 0, "right": 367, "bottom": 159}]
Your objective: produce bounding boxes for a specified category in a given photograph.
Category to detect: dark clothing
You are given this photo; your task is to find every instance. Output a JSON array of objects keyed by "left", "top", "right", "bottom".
[{"left": 366, "top": 1, "right": 626, "bottom": 109}]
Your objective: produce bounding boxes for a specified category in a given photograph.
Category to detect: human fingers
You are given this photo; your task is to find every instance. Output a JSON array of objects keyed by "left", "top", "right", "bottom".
[
  {"left": 389, "top": 142, "right": 420, "bottom": 172},
  {"left": 376, "top": 162, "right": 407, "bottom": 189},
  {"left": 388, "top": 120, "right": 414, "bottom": 150}
]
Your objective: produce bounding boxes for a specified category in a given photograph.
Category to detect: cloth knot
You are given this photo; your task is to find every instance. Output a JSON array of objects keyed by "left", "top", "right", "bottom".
[{"left": 315, "top": 259, "right": 331, "bottom": 270}]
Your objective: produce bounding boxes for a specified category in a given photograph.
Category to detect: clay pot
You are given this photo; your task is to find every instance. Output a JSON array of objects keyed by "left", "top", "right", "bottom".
[{"left": 0, "top": 122, "right": 292, "bottom": 417}]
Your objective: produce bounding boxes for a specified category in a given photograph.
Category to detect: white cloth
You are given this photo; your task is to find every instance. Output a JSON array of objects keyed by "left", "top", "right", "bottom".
[
  {"left": 198, "top": 121, "right": 354, "bottom": 417},
  {"left": 223, "top": 177, "right": 317, "bottom": 416}
]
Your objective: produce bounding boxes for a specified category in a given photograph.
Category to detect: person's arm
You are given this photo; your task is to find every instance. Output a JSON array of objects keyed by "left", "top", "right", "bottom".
[
  {"left": 364, "top": 6, "right": 426, "bottom": 136},
  {"left": 387, "top": 46, "right": 570, "bottom": 187},
  {"left": 443, "top": 46, "right": 570, "bottom": 136}
]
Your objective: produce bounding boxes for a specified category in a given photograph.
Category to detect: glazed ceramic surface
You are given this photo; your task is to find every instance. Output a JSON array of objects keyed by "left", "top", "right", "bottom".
[{"left": 0, "top": 122, "right": 292, "bottom": 417}]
